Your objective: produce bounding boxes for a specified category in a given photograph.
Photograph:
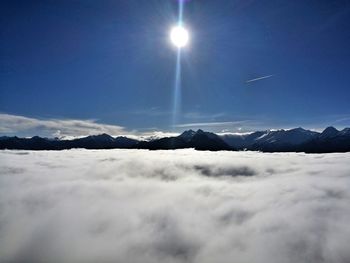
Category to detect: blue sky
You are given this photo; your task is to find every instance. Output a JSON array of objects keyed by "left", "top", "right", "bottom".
[{"left": 1, "top": 0, "right": 350, "bottom": 137}]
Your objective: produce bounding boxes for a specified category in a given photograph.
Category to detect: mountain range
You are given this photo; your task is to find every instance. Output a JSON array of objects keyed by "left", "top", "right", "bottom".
[{"left": 1, "top": 127, "right": 350, "bottom": 153}]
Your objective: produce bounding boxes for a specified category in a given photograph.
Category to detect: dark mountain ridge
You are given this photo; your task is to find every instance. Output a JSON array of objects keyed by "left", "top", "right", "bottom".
[{"left": 1, "top": 127, "right": 350, "bottom": 153}]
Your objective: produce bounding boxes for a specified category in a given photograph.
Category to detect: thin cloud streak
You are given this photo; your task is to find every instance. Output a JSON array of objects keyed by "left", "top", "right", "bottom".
[
  {"left": 174, "top": 121, "right": 251, "bottom": 128},
  {"left": 246, "top": 74, "right": 274, "bottom": 83},
  {"left": 184, "top": 112, "right": 226, "bottom": 120}
]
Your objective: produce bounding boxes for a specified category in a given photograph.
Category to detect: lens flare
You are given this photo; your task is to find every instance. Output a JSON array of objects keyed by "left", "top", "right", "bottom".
[{"left": 170, "top": 26, "right": 189, "bottom": 48}]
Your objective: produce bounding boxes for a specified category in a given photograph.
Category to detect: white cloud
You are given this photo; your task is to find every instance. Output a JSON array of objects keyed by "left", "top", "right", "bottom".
[
  {"left": 128, "top": 131, "right": 180, "bottom": 141},
  {"left": 0, "top": 113, "right": 128, "bottom": 138},
  {"left": 0, "top": 149, "right": 350, "bottom": 263}
]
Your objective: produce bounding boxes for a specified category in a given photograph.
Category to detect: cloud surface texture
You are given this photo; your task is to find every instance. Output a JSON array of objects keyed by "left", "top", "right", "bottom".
[{"left": 0, "top": 149, "right": 350, "bottom": 263}]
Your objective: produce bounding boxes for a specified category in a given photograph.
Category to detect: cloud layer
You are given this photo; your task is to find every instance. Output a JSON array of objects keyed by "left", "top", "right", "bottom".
[
  {"left": 0, "top": 113, "right": 127, "bottom": 138},
  {"left": 0, "top": 149, "right": 350, "bottom": 263}
]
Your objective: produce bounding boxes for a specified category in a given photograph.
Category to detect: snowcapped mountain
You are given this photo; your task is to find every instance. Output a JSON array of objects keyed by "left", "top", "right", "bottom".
[
  {"left": 340, "top": 128, "right": 350, "bottom": 136},
  {"left": 138, "top": 129, "right": 232, "bottom": 151},
  {"left": 299, "top": 126, "right": 350, "bottom": 153},
  {"left": 221, "top": 128, "right": 318, "bottom": 150},
  {"left": 178, "top": 129, "right": 196, "bottom": 142},
  {"left": 319, "top": 126, "right": 339, "bottom": 139}
]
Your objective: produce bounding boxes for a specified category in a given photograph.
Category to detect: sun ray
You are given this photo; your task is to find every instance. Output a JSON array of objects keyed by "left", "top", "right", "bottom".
[{"left": 171, "top": 0, "right": 186, "bottom": 128}]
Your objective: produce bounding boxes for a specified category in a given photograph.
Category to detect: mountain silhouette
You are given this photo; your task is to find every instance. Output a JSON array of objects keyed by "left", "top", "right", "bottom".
[{"left": 1, "top": 127, "right": 350, "bottom": 153}]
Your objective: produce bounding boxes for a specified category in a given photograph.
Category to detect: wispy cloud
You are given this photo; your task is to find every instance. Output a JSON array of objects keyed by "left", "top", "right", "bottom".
[
  {"left": 184, "top": 112, "right": 226, "bottom": 120},
  {"left": 0, "top": 113, "right": 128, "bottom": 138},
  {"left": 334, "top": 116, "right": 350, "bottom": 123},
  {"left": 130, "top": 107, "right": 172, "bottom": 117},
  {"left": 174, "top": 120, "right": 251, "bottom": 128},
  {"left": 246, "top": 74, "right": 274, "bottom": 83}
]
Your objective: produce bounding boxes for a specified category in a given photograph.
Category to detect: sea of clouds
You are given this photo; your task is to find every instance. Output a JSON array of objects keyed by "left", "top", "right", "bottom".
[{"left": 0, "top": 149, "right": 350, "bottom": 263}]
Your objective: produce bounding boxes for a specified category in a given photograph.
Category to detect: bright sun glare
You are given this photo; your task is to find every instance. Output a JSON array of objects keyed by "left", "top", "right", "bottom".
[{"left": 170, "top": 26, "right": 189, "bottom": 48}]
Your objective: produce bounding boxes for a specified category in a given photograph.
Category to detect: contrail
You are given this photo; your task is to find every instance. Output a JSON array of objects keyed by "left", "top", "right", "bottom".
[{"left": 246, "top": 74, "right": 274, "bottom": 83}]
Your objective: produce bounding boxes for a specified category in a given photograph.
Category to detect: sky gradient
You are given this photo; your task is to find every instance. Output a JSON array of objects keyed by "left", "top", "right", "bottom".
[{"left": 1, "top": 0, "right": 350, "bottom": 136}]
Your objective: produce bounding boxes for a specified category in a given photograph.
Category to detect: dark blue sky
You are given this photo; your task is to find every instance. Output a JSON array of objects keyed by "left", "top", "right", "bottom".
[{"left": 1, "top": 0, "right": 350, "bottom": 134}]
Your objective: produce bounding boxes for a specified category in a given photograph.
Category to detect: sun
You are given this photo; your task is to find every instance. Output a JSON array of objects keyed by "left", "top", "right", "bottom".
[{"left": 170, "top": 25, "right": 189, "bottom": 48}]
